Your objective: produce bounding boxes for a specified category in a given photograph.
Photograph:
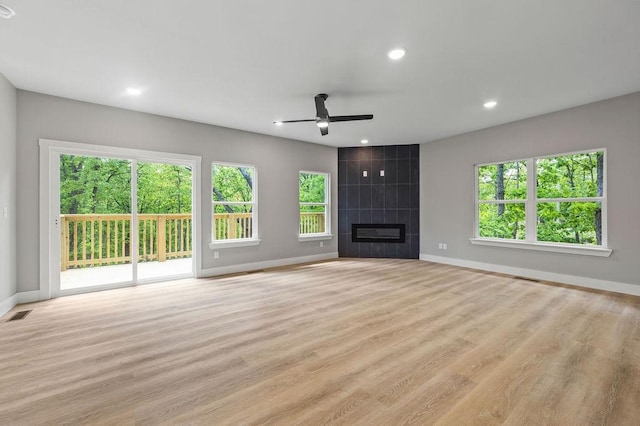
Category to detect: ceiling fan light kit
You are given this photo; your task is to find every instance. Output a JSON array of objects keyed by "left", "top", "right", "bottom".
[{"left": 274, "top": 93, "right": 373, "bottom": 136}]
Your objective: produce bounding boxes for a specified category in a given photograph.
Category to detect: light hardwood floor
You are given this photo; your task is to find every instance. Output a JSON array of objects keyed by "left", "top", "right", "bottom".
[{"left": 2, "top": 259, "right": 640, "bottom": 425}]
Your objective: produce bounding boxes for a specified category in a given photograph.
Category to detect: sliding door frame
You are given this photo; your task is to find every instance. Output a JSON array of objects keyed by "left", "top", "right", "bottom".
[{"left": 39, "top": 139, "right": 202, "bottom": 299}]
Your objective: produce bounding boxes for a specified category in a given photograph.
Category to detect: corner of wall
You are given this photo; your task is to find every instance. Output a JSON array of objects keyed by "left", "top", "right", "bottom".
[{"left": 0, "top": 72, "right": 18, "bottom": 303}]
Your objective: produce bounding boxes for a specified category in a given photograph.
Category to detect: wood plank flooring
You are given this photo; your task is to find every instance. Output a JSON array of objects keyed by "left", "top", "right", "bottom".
[{"left": 1, "top": 259, "right": 640, "bottom": 425}]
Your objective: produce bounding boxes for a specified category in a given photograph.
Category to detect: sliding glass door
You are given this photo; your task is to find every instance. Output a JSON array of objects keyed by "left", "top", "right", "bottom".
[
  {"left": 59, "top": 154, "right": 134, "bottom": 290},
  {"left": 48, "top": 144, "right": 198, "bottom": 296},
  {"left": 136, "top": 161, "right": 193, "bottom": 280}
]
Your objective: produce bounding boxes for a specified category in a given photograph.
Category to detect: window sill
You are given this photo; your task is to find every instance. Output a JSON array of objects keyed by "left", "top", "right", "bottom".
[
  {"left": 469, "top": 238, "right": 612, "bottom": 257},
  {"left": 298, "top": 233, "right": 334, "bottom": 242},
  {"left": 209, "top": 238, "right": 261, "bottom": 249}
]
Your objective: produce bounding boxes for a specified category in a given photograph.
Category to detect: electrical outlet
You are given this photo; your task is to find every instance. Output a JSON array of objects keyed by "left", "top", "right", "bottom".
[
  {"left": 443, "top": 243, "right": 448, "bottom": 250},
  {"left": 2, "top": 207, "right": 7, "bottom": 218},
  {"left": 380, "top": 170, "right": 385, "bottom": 177},
  {"left": 438, "top": 243, "right": 443, "bottom": 249},
  {"left": 214, "top": 251, "right": 219, "bottom": 259},
  {"left": 320, "top": 241, "right": 324, "bottom": 248},
  {"left": 362, "top": 170, "right": 368, "bottom": 177}
]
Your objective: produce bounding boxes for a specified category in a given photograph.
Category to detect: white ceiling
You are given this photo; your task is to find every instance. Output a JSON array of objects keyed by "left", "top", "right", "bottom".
[{"left": 1, "top": 1, "right": 639, "bottom": 147}]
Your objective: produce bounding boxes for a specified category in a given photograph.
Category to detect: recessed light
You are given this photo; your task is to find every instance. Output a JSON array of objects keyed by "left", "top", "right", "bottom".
[
  {"left": 361, "top": 139, "right": 369, "bottom": 144},
  {"left": 483, "top": 100, "right": 498, "bottom": 109},
  {"left": 126, "top": 87, "right": 142, "bottom": 96},
  {"left": 388, "top": 48, "right": 406, "bottom": 60},
  {"left": 317, "top": 121, "right": 329, "bottom": 128},
  {"left": 274, "top": 121, "right": 283, "bottom": 126},
  {"left": 0, "top": 4, "right": 15, "bottom": 19}
]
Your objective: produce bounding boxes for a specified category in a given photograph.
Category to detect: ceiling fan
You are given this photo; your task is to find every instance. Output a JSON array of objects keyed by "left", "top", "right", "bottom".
[{"left": 274, "top": 94, "right": 373, "bottom": 136}]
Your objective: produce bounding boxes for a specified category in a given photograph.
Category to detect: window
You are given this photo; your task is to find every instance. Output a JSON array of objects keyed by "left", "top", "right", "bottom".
[
  {"left": 477, "top": 161, "right": 527, "bottom": 240},
  {"left": 536, "top": 151, "right": 605, "bottom": 245},
  {"left": 474, "top": 150, "right": 609, "bottom": 255},
  {"left": 299, "top": 171, "right": 330, "bottom": 237},
  {"left": 211, "top": 163, "right": 257, "bottom": 243}
]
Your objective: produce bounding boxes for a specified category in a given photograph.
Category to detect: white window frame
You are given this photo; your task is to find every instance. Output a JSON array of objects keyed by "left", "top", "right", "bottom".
[
  {"left": 471, "top": 148, "right": 612, "bottom": 257},
  {"left": 209, "top": 161, "right": 260, "bottom": 249},
  {"left": 298, "top": 171, "right": 333, "bottom": 242}
]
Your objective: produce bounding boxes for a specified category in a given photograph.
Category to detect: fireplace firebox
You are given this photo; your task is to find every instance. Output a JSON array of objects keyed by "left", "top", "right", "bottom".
[{"left": 352, "top": 224, "right": 406, "bottom": 243}]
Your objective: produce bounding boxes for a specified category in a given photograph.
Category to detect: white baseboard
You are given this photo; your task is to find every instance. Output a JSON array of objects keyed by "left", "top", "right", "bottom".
[
  {"left": 0, "top": 293, "right": 19, "bottom": 317},
  {"left": 420, "top": 254, "right": 640, "bottom": 297},
  {"left": 0, "top": 290, "right": 45, "bottom": 318},
  {"left": 17, "top": 290, "right": 42, "bottom": 304},
  {"left": 199, "top": 252, "right": 339, "bottom": 278}
]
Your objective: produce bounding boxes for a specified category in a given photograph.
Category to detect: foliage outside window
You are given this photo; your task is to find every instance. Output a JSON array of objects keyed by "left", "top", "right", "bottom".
[
  {"left": 476, "top": 150, "right": 606, "bottom": 247},
  {"left": 212, "top": 163, "right": 256, "bottom": 241},
  {"left": 299, "top": 172, "right": 329, "bottom": 235},
  {"left": 477, "top": 161, "right": 527, "bottom": 240}
]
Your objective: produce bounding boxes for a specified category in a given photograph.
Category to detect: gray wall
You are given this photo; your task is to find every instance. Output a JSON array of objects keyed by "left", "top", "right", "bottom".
[
  {"left": 0, "top": 73, "right": 17, "bottom": 302},
  {"left": 420, "top": 92, "right": 640, "bottom": 286},
  {"left": 17, "top": 91, "right": 337, "bottom": 293}
]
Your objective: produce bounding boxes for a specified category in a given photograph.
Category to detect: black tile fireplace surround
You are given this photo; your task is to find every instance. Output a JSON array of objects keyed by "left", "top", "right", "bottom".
[{"left": 338, "top": 145, "right": 419, "bottom": 259}]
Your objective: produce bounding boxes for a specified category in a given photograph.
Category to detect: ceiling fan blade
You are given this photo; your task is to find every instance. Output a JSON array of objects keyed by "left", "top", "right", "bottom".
[
  {"left": 320, "top": 126, "right": 328, "bottom": 136},
  {"left": 275, "top": 119, "right": 316, "bottom": 123},
  {"left": 329, "top": 114, "right": 374, "bottom": 122},
  {"left": 314, "top": 94, "right": 329, "bottom": 119}
]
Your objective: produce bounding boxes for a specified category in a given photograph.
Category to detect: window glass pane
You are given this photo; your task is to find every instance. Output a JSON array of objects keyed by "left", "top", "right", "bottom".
[
  {"left": 537, "top": 202, "right": 602, "bottom": 245},
  {"left": 212, "top": 165, "right": 254, "bottom": 202},
  {"left": 213, "top": 204, "right": 253, "bottom": 240},
  {"left": 212, "top": 163, "right": 255, "bottom": 241},
  {"left": 478, "top": 203, "right": 526, "bottom": 240},
  {"left": 478, "top": 162, "right": 527, "bottom": 201},
  {"left": 536, "top": 151, "right": 604, "bottom": 199},
  {"left": 300, "top": 205, "right": 326, "bottom": 234},
  {"left": 299, "top": 172, "right": 326, "bottom": 203}
]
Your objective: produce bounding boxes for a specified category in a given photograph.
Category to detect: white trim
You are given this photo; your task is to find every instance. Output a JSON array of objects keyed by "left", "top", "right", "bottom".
[
  {"left": 299, "top": 170, "right": 331, "bottom": 239},
  {"left": 0, "top": 291, "right": 43, "bottom": 318},
  {"left": 39, "top": 138, "right": 201, "bottom": 298},
  {"left": 477, "top": 199, "right": 527, "bottom": 204},
  {"left": 39, "top": 139, "right": 201, "bottom": 164},
  {"left": 200, "top": 252, "right": 338, "bottom": 277},
  {"left": 475, "top": 147, "right": 607, "bottom": 168},
  {"left": 298, "top": 233, "right": 334, "bottom": 242},
  {"left": 0, "top": 294, "right": 18, "bottom": 317},
  {"left": 208, "top": 238, "right": 262, "bottom": 249},
  {"left": 17, "top": 290, "right": 41, "bottom": 304},
  {"left": 474, "top": 148, "right": 608, "bottom": 250},
  {"left": 211, "top": 162, "right": 258, "bottom": 243},
  {"left": 57, "top": 274, "right": 193, "bottom": 297},
  {"left": 131, "top": 160, "right": 139, "bottom": 282},
  {"left": 419, "top": 254, "right": 639, "bottom": 296},
  {"left": 525, "top": 158, "right": 536, "bottom": 241},
  {"left": 537, "top": 197, "right": 604, "bottom": 203},
  {"left": 469, "top": 238, "right": 612, "bottom": 257}
]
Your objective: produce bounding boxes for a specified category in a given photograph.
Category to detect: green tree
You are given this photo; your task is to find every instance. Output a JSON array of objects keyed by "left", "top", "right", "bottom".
[
  {"left": 211, "top": 165, "right": 253, "bottom": 214},
  {"left": 60, "top": 155, "right": 192, "bottom": 215}
]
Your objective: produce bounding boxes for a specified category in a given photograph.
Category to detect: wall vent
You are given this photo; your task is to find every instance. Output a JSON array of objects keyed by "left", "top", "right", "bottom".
[
  {"left": 7, "top": 310, "right": 32, "bottom": 321},
  {"left": 514, "top": 276, "right": 540, "bottom": 283}
]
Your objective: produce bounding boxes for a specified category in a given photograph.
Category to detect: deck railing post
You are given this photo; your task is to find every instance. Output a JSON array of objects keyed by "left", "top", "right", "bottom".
[
  {"left": 229, "top": 214, "right": 237, "bottom": 239},
  {"left": 157, "top": 215, "right": 167, "bottom": 262}
]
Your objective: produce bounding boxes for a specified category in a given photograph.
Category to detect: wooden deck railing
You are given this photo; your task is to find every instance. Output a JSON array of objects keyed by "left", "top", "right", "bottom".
[
  {"left": 60, "top": 214, "right": 193, "bottom": 270},
  {"left": 299, "top": 213, "right": 325, "bottom": 234},
  {"left": 213, "top": 212, "right": 253, "bottom": 240},
  {"left": 61, "top": 212, "right": 327, "bottom": 270}
]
